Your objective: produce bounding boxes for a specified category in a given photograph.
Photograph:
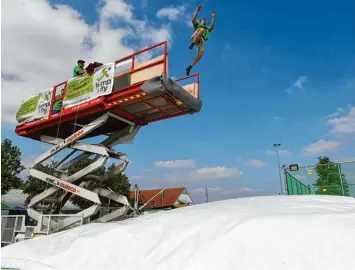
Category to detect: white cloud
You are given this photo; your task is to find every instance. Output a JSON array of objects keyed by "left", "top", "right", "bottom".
[
  {"left": 223, "top": 187, "right": 258, "bottom": 195},
  {"left": 286, "top": 76, "right": 308, "bottom": 94},
  {"left": 265, "top": 150, "right": 292, "bottom": 156},
  {"left": 190, "top": 167, "right": 243, "bottom": 181},
  {"left": 2, "top": 0, "right": 172, "bottom": 123},
  {"left": 327, "top": 105, "right": 355, "bottom": 135},
  {"left": 157, "top": 166, "right": 243, "bottom": 182},
  {"left": 245, "top": 159, "right": 266, "bottom": 168},
  {"left": 193, "top": 186, "right": 258, "bottom": 195},
  {"left": 273, "top": 116, "right": 281, "bottom": 121},
  {"left": 156, "top": 5, "right": 194, "bottom": 29},
  {"left": 191, "top": 186, "right": 261, "bottom": 203},
  {"left": 156, "top": 5, "right": 186, "bottom": 21},
  {"left": 194, "top": 187, "right": 223, "bottom": 193},
  {"left": 208, "top": 187, "right": 224, "bottom": 192},
  {"left": 293, "top": 76, "right": 308, "bottom": 89},
  {"left": 154, "top": 159, "right": 196, "bottom": 168},
  {"left": 303, "top": 139, "right": 340, "bottom": 155}
]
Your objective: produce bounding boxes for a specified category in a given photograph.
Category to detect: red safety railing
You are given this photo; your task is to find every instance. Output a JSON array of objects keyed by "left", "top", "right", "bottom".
[
  {"left": 174, "top": 73, "right": 200, "bottom": 100},
  {"left": 48, "top": 81, "right": 67, "bottom": 121},
  {"left": 114, "top": 41, "right": 167, "bottom": 78},
  {"left": 16, "top": 41, "right": 202, "bottom": 135},
  {"left": 45, "top": 41, "right": 168, "bottom": 121}
]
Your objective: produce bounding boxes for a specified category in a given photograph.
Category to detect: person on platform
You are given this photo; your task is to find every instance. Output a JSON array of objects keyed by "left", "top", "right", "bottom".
[
  {"left": 186, "top": 4, "right": 216, "bottom": 76},
  {"left": 73, "top": 59, "right": 86, "bottom": 77}
]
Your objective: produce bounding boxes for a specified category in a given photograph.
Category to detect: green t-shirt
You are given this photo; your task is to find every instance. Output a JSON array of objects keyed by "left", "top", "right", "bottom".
[
  {"left": 73, "top": 65, "right": 84, "bottom": 77},
  {"left": 53, "top": 100, "right": 62, "bottom": 112},
  {"left": 194, "top": 22, "right": 210, "bottom": 40}
]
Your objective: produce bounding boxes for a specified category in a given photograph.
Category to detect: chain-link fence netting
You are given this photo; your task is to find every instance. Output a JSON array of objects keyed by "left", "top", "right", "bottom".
[{"left": 284, "top": 160, "right": 355, "bottom": 197}]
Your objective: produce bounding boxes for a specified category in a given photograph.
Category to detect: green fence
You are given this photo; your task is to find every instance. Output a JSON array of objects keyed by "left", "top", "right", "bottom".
[
  {"left": 285, "top": 171, "right": 311, "bottom": 195},
  {"left": 284, "top": 160, "right": 355, "bottom": 197}
]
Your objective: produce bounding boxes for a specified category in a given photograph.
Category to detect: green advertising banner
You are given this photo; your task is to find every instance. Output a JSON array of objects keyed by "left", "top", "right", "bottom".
[
  {"left": 64, "top": 75, "right": 93, "bottom": 101},
  {"left": 16, "top": 89, "right": 53, "bottom": 124},
  {"left": 16, "top": 96, "right": 40, "bottom": 119},
  {"left": 15, "top": 62, "right": 115, "bottom": 124},
  {"left": 63, "top": 62, "right": 114, "bottom": 109}
]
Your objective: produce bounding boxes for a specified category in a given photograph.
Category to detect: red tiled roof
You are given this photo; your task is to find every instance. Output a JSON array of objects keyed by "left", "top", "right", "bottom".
[{"left": 129, "top": 187, "right": 186, "bottom": 209}]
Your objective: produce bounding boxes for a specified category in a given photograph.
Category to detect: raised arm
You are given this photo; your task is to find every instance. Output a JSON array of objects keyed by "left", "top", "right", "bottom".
[
  {"left": 192, "top": 4, "right": 203, "bottom": 26},
  {"left": 209, "top": 10, "right": 216, "bottom": 32}
]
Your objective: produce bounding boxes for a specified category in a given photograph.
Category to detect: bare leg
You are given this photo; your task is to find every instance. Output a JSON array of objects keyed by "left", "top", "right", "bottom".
[
  {"left": 189, "top": 28, "right": 205, "bottom": 49},
  {"left": 192, "top": 51, "right": 204, "bottom": 66},
  {"left": 186, "top": 47, "right": 204, "bottom": 76},
  {"left": 192, "top": 28, "right": 205, "bottom": 44}
]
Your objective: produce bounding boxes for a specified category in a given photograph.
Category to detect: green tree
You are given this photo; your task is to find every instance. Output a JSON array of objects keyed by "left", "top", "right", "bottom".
[
  {"left": 23, "top": 157, "right": 100, "bottom": 209},
  {"left": 70, "top": 162, "right": 131, "bottom": 209},
  {"left": 314, "top": 156, "right": 349, "bottom": 196},
  {"left": 69, "top": 157, "right": 105, "bottom": 209},
  {"left": 106, "top": 163, "right": 131, "bottom": 198},
  {"left": 1, "top": 139, "right": 25, "bottom": 194}
]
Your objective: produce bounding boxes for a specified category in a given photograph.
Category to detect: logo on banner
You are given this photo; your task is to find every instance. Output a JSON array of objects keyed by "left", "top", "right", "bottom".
[
  {"left": 44, "top": 92, "right": 51, "bottom": 101},
  {"left": 37, "top": 90, "right": 52, "bottom": 115},
  {"left": 96, "top": 66, "right": 112, "bottom": 94}
]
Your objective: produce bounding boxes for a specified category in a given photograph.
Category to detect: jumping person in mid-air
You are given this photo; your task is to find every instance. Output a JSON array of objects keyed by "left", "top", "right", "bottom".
[{"left": 186, "top": 4, "right": 216, "bottom": 76}]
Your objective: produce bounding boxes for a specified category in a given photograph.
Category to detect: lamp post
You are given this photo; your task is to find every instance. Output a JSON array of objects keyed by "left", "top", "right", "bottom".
[{"left": 273, "top": 143, "right": 283, "bottom": 195}]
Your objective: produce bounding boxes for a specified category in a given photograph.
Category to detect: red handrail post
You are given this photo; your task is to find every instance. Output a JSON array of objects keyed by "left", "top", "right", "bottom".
[{"left": 163, "top": 41, "right": 167, "bottom": 74}]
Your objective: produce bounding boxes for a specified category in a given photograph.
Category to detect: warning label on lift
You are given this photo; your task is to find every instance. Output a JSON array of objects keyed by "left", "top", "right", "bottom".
[{"left": 45, "top": 177, "right": 79, "bottom": 193}]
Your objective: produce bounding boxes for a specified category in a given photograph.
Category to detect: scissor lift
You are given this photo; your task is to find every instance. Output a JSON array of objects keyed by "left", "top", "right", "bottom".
[
  {"left": 28, "top": 113, "right": 139, "bottom": 231},
  {"left": 15, "top": 41, "right": 202, "bottom": 235}
]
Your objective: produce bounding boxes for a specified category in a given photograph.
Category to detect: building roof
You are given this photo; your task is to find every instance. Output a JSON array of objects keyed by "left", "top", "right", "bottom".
[{"left": 129, "top": 187, "right": 187, "bottom": 209}]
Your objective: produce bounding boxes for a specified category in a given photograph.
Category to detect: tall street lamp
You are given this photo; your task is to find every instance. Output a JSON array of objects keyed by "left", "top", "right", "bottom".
[{"left": 273, "top": 143, "right": 283, "bottom": 194}]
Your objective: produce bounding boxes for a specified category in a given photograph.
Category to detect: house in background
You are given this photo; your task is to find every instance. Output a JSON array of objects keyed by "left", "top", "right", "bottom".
[{"left": 129, "top": 187, "right": 194, "bottom": 211}]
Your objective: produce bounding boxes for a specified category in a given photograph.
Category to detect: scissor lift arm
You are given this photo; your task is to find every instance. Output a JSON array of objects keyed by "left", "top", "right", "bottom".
[{"left": 27, "top": 112, "right": 139, "bottom": 231}]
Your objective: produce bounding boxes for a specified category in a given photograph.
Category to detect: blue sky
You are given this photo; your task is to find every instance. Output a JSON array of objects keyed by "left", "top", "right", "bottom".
[{"left": 2, "top": 0, "right": 355, "bottom": 203}]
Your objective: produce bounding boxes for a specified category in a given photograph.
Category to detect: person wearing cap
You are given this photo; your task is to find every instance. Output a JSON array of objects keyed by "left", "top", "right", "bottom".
[
  {"left": 186, "top": 4, "right": 216, "bottom": 76},
  {"left": 73, "top": 59, "right": 86, "bottom": 77}
]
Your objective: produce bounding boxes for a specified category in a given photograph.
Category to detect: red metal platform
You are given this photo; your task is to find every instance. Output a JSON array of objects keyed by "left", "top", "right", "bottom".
[{"left": 15, "top": 42, "right": 200, "bottom": 141}]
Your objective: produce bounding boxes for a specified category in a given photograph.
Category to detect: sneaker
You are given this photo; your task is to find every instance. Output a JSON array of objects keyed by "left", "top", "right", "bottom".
[{"left": 186, "top": 66, "right": 192, "bottom": 76}]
